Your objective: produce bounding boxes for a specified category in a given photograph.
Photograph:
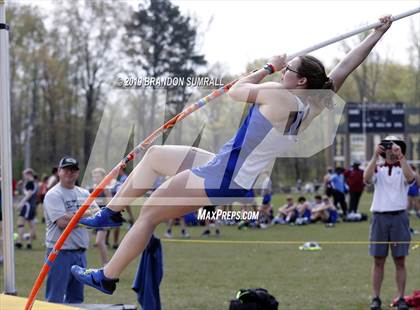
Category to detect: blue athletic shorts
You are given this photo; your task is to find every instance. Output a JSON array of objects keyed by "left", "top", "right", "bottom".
[
  {"left": 19, "top": 202, "right": 36, "bottom": 221},
  {"left": 190, "top": 168, "right": 254, "bottom": 205}
]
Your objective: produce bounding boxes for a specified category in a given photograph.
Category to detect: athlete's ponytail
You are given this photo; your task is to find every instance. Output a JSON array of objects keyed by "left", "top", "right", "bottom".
[{"left": 322, "top": 77, "right": 334, "bottom": 90}]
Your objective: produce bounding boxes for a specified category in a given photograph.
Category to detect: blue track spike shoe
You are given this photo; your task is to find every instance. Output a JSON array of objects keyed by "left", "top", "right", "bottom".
[
  {"left": 71, "top": 266, "right": 118, "bottom": 295},
  {"left": 79, "top": 207, "right": 124, "bottom": 228}
]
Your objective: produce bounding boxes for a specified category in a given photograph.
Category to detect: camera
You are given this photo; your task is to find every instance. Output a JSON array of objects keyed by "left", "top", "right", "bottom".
[{"left": 379, "top": 140, "right": 393, "bottom": 150}]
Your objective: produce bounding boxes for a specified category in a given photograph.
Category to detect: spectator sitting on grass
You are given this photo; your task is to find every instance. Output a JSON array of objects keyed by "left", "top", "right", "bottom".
[
  {"left": 272, "top": 196, "right": 296, "bottom": 224},
  {"left": 311, "top": 194, "right": 323, "bottom": 209},
  {"left": 311, "top": 196, "right": 338, "bottom": 226},
  {"left": 295, "top": 196, "right": 312, "bottom": 225}
]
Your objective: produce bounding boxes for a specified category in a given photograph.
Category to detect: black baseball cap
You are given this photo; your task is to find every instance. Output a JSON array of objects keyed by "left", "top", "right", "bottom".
[{"left": 58, "top": 157, "right": 79, "bottom": 170}]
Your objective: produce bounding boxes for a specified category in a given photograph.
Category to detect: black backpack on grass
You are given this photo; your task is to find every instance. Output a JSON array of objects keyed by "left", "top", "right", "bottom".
[{"left": 229, "top": 288, "right": 279, "bottom": 310}]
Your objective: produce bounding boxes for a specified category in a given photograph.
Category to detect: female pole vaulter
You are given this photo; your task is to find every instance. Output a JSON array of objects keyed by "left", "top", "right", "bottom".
[{"left": 72, "top": 16, "right": 392, "bottom": 294}]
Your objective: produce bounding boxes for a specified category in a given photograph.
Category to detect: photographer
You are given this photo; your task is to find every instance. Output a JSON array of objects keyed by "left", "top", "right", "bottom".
[{"left": 364, "top": 136, "right": 416, "bottom": 310}]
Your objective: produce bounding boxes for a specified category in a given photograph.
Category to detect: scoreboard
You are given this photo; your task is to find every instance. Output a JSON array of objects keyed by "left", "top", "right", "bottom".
[{"left": 347, "top": 102, "right": 405, "bottom": 133}]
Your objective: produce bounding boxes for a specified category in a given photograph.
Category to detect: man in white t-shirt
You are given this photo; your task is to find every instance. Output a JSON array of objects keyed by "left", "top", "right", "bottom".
[
  {"left": 43, "top": 157, "right": 98, "bottom": 303},
  {"left": 364, "top": 136, "right": 416, "bottom": 310}
]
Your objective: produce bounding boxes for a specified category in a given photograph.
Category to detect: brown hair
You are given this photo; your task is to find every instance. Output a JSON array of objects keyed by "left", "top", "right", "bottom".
[{"left": 297, "top": 55, "right": 334, "bottom": 90}]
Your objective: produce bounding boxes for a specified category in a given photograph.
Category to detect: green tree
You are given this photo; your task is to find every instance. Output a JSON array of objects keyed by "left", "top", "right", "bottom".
[
  {"left": 6, "top": 5, "right": 46, "bottom": 172},
  {"left": 125, "top": 0, "right": 206, "bottom": 137},
  {"left": 50, "top": 0, "right": 125, "bottom": 165}
]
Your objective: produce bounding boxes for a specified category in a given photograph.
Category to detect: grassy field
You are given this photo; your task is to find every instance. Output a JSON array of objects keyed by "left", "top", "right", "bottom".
[{"left": 1, "top": 192, "right": 419, "bottom": 309}]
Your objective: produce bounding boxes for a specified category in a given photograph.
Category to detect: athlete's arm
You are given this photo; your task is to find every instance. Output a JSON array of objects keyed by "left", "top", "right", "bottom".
[
  {"left": 329, "top": 15, "right": 392, "bottom": 92},
  {"left": 228, "top": 54, "right": 289, "bottom": 105}
]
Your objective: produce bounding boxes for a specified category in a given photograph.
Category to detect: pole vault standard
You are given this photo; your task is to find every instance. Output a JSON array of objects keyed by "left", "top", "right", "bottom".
[
  {"left": 25, "top": 6, "right": 420, "bottom": 310},
  {"left": 0, "top": 0, "right": 17, "bottom": 296}
]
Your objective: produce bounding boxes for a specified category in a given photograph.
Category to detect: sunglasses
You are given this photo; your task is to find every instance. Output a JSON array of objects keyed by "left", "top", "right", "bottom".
[{"left": 284, "top": 66, "right": 300, "bottom": 75}]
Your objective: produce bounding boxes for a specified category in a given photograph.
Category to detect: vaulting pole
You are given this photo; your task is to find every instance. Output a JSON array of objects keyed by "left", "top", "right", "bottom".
[{"left": 25, "top": 6, "right": 420, "bottom": 309}]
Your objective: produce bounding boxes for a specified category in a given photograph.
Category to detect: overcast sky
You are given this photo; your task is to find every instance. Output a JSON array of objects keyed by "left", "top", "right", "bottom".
[
  {"left": 172, "top": 0, "right": 420, "bottom": 74},
  {"left": 21, "top": 0, "right": 420, "bottom": 74}
]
